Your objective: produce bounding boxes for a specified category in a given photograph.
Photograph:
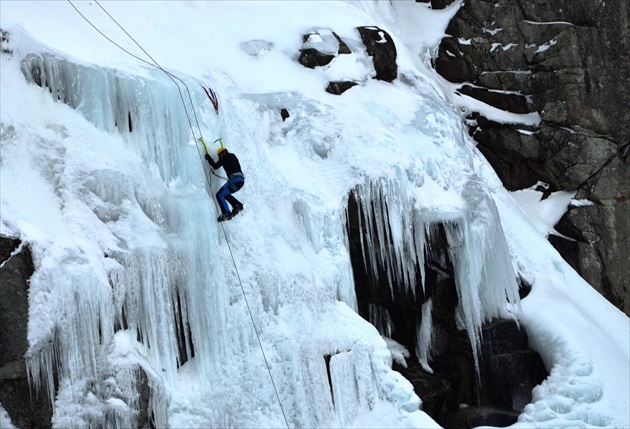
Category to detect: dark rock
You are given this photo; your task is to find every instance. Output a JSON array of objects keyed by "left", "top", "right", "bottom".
[
  {"left": 357, "top": 26, "right": 398, "bottom": 82},
  {"left": 479, "top": 320, "right": 548, "bottom": 409},
  {"left": 298, "top": 47, "right": 334, "bottom": 69},
  {"left": 552, "top": 198, "right": 629, "bottom": 313},
  {"left": 458, "top": 85, "right": 533, "bottom": 114},
  {"left": 326, "top": 81, "right": 358, "bottom": 95},
  {"left": 0, "top": 237, "right": 32, "bottom": 369},
  {"left": 298, "top": 30, "right": 352, "bottom": 70},
  {"left": 393, "top": 360, "right": 454, "bottom": 421},
  {"left": 619, "top": 139, "right": 630, "bottom": 164},
  {"left": 136, "top": 368, "right": 152, "bottom": 428},
  {"left": 332, "top": 32, "right": 351, "bottom": 54},
  {"left": 518, "top": 275, "right": 532, "bottom": 299},
  {"left": 451, "top": 405, "right": 521, "bottom": 429},
  {"left": 542, "top": 126, "right": 617, "bottom": 190},
  {"left": 427, "top": 0, "right": 459, "bottom": 9},
  {"left": 0, "top": 377, "right": 53, "bottom": 429},
  {"left": 425, "top": 319, "right": 547, "bottom": 428},
  {"left": 472, "top": 114, "right": 549, "bottom": 191},
  {"left": 0, "top": 360, "right": 27, "bottom": 380},
  {"left": 280, "top": 108, "right": 290, "bottom": 121},
  {"left": 0, "top": 235, "right": 53, "bottom": 428},
  {"left": 434, "top": 38, "right": 479, "bottom": 83}
]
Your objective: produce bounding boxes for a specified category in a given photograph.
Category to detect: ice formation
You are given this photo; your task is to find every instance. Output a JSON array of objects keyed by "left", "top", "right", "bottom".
[
  {"left": 6, "top": 3, "right": 603, "bottom": 427},
  {"left": 17, "top": 49, "right": 229, "bottom": 428},
  {"left": 2, "top": 1, "right": 629, "bottom": 428},
  {"left": 350, "top": 166, "right": 520, "bottom": 370}
]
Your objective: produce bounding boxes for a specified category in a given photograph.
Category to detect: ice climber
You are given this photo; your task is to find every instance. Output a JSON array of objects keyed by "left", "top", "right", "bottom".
[{"left": 205, "top": 146, "right": 245, "bottom": 222}]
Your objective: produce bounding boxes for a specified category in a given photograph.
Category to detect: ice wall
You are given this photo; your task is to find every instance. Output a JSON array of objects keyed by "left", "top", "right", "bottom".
[
  {"left": 7, "top": 43, "right": 425, "bottom": 428},
  {"left": 17, "top": 50, "right": 228, "bottom": 427}
]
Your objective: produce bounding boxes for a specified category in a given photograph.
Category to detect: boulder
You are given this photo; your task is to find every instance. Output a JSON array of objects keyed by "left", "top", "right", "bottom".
[
  {"left": 298, "top": 30, "right": 351, "bottom": 69},
  {"left": 298, "top": 47, "right": 334, "bottom": 68},
  {"left": 357, "top": 26, "right": 398, "bottom": 82},
  {"left": 326, "top": 81, "right": 359, "bottom": 95}
]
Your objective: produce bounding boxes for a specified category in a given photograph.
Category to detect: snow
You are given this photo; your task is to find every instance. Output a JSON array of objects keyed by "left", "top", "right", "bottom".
[
  {"left": 510, "top": 184, "right": 577, "bottom": 238},
  {"left": 490, "top": 42, "right": 516, "bottom": 52},
  {"left": 533, "top": 38, "right": 558, "bottom": 54},
  {"left": 1, "top": 1, "right": 628, "bottom": 429},
  {"left": 523, "top": 20, "right": 576, "bottom": 26}
]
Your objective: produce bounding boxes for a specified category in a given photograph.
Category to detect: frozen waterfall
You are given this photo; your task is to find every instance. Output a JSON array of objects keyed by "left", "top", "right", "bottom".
[
  {"left": 3, "top": 25, "right": 520, "bottom": 428},
  {"left": 18, "top": 50, "right": 230, "bottom": 427}
]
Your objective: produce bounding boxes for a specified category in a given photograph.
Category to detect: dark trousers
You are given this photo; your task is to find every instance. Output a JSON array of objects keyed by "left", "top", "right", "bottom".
[{"left": 216, "top": 176, "right": 244, "bottom": 214}]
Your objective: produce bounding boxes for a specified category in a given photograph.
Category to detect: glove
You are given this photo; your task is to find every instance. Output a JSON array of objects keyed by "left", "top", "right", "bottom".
[{"left": 205, "top": 153, "right": 212, "bottom": 162}]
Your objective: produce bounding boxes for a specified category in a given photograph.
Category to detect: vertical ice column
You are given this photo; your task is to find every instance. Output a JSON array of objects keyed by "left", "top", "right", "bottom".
[
  {"left": 416, "top": 298, "right": 434, "bottom": 373},
  {"left": 116, "top": 248, "right": 180, "bottom": 387},
  {"left": 330, "top": 352, "right": 360, "bottom": 426},
  {"left": 443, "top": 180, "right": 520, "bottom": 370},
  {"left": 160, "top": 191, "right": 228, "bottom": 381}
]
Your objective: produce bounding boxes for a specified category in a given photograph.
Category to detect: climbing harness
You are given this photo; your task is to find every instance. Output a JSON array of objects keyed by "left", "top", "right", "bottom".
[{"left": 66, "top": 2, "right": 289, "bottom": 427}]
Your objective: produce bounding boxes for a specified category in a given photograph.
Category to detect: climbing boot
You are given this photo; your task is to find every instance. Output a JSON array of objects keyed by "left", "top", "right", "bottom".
[
  {"left": 217, "top": 213, "right": 232, "bottom": 222},
  {"left": 232, "top": 204, "right": 244, "bottom": 217}
]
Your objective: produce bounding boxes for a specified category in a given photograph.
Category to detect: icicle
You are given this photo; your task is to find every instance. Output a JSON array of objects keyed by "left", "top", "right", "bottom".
[
  {"left": 415, "top": 299, "right": 434, "bottom": 374},
  {"left": 444, "top": 180, "right": 520, "bottom": 373},
  {"left": 368, "top": 303, "right": 393, "bottom": 338},
  {"left": 25, "top": 343, "right": 56, "bottom": 407},
  {"left": 352, "top": 173, "right": 519, "bottom": 375},
  {"left": 20, "top": 53, "right": 201, "bottom": 185},
  {"left": 352, "top": 176, "right": 426, "bottom": 298}
]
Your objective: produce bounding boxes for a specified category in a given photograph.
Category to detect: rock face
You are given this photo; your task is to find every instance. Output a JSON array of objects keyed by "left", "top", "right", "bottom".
[
  {"left": 433, "top": 0, "right": 629, "bottom": 315},
  {"left": 0, "top": 235, "right": 157, "bottom": 429},
  {"left": 0, "top": 236, "right": 53, "bottom": 428}
]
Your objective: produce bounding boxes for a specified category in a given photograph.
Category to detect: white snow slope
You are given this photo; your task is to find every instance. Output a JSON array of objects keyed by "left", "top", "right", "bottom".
[{"left": 1, "top": 1, "right": 628, "bottom": 428}]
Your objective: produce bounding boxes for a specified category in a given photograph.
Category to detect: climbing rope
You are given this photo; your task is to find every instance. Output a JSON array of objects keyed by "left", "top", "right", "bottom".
[
  {"left": 66, "top": 2, "right": 290, "bottom": 427},
  {"left": 67, "top": 1, "right": 200, "bottom": 140},
  {"left": 67, "top": 0, "right": 220, "bottom": 197}
]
